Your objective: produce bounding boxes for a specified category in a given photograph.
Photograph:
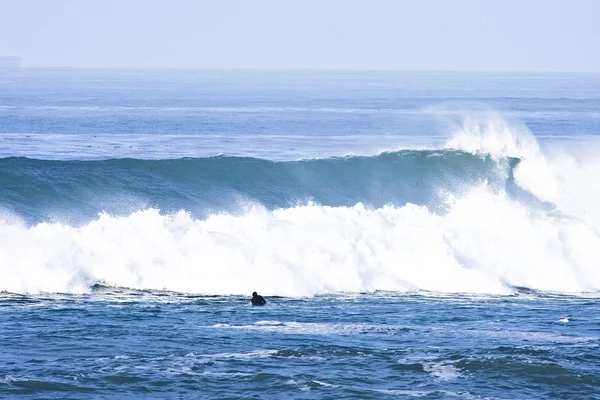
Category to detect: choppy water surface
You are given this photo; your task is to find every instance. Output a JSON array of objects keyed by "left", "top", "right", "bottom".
[{"left": 1, "top": 291, "right": 599, "bottom": 399}]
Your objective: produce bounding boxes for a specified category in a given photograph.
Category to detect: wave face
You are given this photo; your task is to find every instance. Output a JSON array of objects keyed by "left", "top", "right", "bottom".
[
  {"left": 2, "top": 116, "right": 600, "bottom": 295},
  {"left": 0, "top": 151, "right": 512, "bottom": 223}
]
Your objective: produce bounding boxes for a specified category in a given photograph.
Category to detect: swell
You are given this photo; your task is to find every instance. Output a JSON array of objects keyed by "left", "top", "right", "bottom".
[{"left": 0, "top": 151, "right": 515, "bottom": 224}]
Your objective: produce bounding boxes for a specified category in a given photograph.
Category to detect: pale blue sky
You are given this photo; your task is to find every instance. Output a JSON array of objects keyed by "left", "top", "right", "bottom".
[{"left": 1, "top": 0, "right": 599, "bottom": 71}]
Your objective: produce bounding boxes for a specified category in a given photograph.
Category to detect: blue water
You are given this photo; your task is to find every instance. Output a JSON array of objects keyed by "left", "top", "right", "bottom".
[
  {"left": 1, "top": 291, "right": 599, "bottom": 399},
  {"left": 1, "top": 69, "right": 600, "bottom": 398},
  {"left": 0, "top": 151, "right": 510, "bottom": 225}
]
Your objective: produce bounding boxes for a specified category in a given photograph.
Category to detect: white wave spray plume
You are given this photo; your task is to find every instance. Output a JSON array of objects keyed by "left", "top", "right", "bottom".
[{"left": 446, "top": 112, "right": 600, "bottom": 231}]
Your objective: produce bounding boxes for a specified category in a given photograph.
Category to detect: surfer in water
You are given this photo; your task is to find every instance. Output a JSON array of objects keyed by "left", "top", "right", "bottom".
[{"left": 251, "top": 292, "right": 266, "bottom": 306}]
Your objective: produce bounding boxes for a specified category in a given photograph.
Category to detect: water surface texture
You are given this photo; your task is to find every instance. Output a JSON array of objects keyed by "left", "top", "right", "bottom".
[{"left": 1, "top": 70, "right": 599, "bottom": 398}]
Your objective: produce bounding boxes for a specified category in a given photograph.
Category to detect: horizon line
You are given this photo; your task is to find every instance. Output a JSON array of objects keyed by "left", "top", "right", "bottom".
[{"left": 9, "top": 65, "right": 600, "bottom": 75}]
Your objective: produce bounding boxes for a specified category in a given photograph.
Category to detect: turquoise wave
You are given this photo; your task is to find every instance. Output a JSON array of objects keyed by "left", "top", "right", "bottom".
[{"left": 0, "top": 150, "right": 516, "bottom": 224}]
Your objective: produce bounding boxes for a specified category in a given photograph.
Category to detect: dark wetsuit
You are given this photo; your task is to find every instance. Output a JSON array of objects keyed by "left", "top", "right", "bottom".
[{"left": 251, "top": 294, "right": 266, "bottom": 306}]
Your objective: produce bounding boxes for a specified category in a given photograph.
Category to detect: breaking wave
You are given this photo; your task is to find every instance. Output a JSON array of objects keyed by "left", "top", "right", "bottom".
[{"left": 1, "top": 115, "right": 600, "bottom": 295}]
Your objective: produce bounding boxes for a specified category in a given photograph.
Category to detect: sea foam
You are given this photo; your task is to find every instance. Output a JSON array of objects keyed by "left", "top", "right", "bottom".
[{"left": 1, "top": 189, "right": 599, "bottom": 295}]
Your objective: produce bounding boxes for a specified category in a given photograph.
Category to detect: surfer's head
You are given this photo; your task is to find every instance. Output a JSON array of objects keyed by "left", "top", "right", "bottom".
[{"left": 252, "top": 292, "right": 257, "bottom": 297}]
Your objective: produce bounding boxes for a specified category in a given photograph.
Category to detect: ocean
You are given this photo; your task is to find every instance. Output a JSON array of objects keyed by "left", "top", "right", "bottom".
[{"left": 1, "top": 69, "right": 599, "bottom": 399}]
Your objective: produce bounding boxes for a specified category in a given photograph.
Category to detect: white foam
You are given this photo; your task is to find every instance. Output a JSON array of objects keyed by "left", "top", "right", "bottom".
[
  {"left": 1, "top": 183, "right": 600, "bottom": 296},
  {"left": 423, "top": 362, "right": 462, "bottom": 381},
  {"left": 190, "top": 350, "right": 278, "bottom": 360},
  {"left": 209, "top": 321, "right": 401, "bottom": 335},
  {"left": 312, "top": 380, "right": 338, "bottom": 387}
]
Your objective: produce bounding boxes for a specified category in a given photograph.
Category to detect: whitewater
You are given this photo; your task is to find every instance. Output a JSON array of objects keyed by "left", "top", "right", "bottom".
[{"left": 2, "top": 114, "right": 600, "bottom": 296}]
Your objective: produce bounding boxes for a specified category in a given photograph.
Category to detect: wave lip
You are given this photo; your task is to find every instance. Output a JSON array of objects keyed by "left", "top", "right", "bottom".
[{"left": 446, "top": 113, "right": 600, "bottom": 230}]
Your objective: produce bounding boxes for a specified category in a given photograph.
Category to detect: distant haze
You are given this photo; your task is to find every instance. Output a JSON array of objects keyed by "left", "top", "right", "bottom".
[{"left": 1, "top": 0, "right": 599, "bottom": 72}]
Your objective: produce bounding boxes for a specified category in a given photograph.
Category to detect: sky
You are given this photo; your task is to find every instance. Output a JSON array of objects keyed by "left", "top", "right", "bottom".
[{"left": 1, "top": 0, "right": 599, "bottom": 72}]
